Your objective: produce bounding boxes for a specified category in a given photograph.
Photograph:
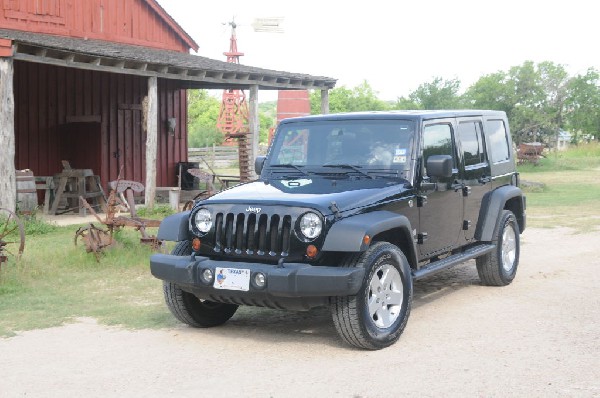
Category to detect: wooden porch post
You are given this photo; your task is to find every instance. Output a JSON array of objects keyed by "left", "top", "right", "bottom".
[
  {"left": 145, "top": 76, "right": 158, "bottom": 209},
  {"left": 320, "top": 89, "right": 330, "bottom": 115},
  {"left": 0, "top": 56, "right": 16, "bottom": 212},
  {"left": 249, "top": 84, "right": 259, "bottom": 178}
]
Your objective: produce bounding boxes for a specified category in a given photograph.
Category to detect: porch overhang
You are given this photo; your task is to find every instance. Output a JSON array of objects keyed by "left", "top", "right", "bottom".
[{"left": 0, "top": 28, "right": 336, "bottom": 91}]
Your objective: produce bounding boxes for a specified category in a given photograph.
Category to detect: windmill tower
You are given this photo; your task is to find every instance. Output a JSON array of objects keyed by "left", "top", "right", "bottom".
[
  {"left": 216, "top": 21, "right": 252, "bottom": 181},
  {"left": 216, "top": 18, "right": 284, "bottom": 181}
]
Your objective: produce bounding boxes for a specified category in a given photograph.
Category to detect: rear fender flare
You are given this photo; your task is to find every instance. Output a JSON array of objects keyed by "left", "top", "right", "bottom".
[{"left": 475, "top": 186, "right": 525, "bottom": 241}]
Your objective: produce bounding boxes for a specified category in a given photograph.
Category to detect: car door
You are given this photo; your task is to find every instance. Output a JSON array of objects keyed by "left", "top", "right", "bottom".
[
  {"left": 418, "top": 121, "right": 463, "bottom": 259},
  {"left": 456, "top": 118, "right": 492, "bottom": 241}
]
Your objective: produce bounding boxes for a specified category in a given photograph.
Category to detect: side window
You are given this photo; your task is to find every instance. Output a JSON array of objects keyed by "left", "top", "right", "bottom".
[
  {"left": 487, "top": 120, "right": 511, "bottom": 163},
  {"left": 423, "top": 124, "right": 455, "bottom": 175},
  {"left": 458, "top": 121, "right": 486, "bottom": 166}
]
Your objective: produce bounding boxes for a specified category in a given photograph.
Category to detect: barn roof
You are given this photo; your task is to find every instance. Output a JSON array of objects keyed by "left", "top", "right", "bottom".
[
  {"left": 145, "top": 0, "right": 199, "bottom": 51},
  {"left": 0, "top": 29, "right": 336, "bottom": 91}
]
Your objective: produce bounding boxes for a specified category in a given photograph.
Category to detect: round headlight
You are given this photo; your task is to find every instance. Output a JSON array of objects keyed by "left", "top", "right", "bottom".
[
  {"left": 299, "top": 212, "right": 322, "bottom": 240},
  {"left": 194, "top": 208, "right": 212, "bottom": 234}
]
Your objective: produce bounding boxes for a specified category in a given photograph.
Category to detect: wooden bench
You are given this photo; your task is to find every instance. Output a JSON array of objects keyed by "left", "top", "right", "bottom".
[
  {"left": 50, "top": 168, "right": 106, "bottom": 216},
  {"left": 34, "top": 176, "right": 55, "bottom": 214}
]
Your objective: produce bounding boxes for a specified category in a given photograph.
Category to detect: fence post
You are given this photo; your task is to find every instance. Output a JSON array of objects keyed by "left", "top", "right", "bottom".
[{"left": 211, "top": 144, "right": 215, "bottom": 168}]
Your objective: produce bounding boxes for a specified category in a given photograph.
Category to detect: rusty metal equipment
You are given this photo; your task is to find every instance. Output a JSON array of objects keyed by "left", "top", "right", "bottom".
[
  {"left": 74, "top": 223, "right": 114, "bottom": 262},
  {"left": 216, "top": 21, "right": 252, "bottom": 183},
  {"left": 0, "top": 208, "right": 25, "bottom": 265},
  {"left": 75, "top": 178, "right": 162, "bottom": 259}
]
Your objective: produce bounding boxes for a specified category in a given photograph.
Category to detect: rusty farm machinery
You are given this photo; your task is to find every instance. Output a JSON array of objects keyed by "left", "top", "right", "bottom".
[
  {"left": 0, "top": 208, "right": 25, "bottom": 266},
  {"left": 74, "top": 179, "right": 162, "bottom": 260}
]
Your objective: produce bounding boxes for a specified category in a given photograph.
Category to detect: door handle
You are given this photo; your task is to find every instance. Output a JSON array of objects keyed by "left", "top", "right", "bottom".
[{"left": 479, "top": 176, "right": 491, "bottom": 184}]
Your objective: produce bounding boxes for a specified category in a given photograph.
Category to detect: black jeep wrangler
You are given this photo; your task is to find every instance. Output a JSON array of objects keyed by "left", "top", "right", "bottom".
[{"left": 150, "top": 110, "right": 526, "bottom": 350}]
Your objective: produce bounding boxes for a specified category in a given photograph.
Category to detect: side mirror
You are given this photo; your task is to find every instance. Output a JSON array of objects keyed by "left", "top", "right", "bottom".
[
  {"left": 255, "top": 156, "right": 266, "bottom": 175},
  {"left": 426, "top": 155, "right": 453, "bottom": 178}
]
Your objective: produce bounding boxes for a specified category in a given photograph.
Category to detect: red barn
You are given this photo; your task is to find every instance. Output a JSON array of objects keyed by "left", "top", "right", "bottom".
[{"left": 0, "top": 0, "right": 335, "bottom": 211}]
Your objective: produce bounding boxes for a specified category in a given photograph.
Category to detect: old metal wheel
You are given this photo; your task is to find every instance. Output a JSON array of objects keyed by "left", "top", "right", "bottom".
[{"left": 0, "top": 208, "right": 25, "bottom": 263}]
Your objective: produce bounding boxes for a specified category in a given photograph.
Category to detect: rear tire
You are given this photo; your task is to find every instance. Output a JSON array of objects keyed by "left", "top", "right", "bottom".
[
  {"left": 476, "top": 210, "right": 520, "bottom": 286},
  {"left": 163, "top": 241, "right": 238, "bottom": 327},
  {"left": 330, "top": 242, "right": 413, "bottom": 350}
]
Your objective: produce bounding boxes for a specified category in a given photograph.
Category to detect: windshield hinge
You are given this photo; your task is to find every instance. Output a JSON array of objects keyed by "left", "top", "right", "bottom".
[{"left": 329, "top": 201, "right": 341, "bottom": 220}]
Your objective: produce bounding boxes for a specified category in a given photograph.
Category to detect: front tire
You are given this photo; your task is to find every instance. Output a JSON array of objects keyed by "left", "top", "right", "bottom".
[
  {"left": 163, "top": 241, "right": 238, "bottom": 327},
  {"left": 330, "top": 242, "right": 413, "bottom": 350},
  {"left": 476, "top": 210, "right": 520, "bottom": 286}
]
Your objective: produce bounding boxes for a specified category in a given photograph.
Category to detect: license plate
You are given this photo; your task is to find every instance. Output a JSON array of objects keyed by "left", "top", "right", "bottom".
[{"left": 213, "top": 267, "right": 250, "bottom": 291}]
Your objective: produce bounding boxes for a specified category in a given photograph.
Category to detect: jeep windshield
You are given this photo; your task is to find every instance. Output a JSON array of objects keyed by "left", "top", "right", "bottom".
[{"left": 266, "top": 119, "right": 415, "bottom": 180}]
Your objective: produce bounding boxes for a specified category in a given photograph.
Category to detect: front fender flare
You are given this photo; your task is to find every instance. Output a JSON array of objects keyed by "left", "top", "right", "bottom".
[
  {"left": 322, "top": 211, "right": 416, "bottom": 263},
  {"left": 156, "top": 211, "right": 191, "bottom": 241}
]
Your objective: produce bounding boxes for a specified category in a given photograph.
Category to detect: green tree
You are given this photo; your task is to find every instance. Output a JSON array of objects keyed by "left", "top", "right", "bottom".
[
  {"left": 465, "top": 61, "right": 573, "bottom": 144},
  {"left": 565, "top": 68, "right": 600, "bottom": 140},
  {"left": 187, "top": 90, "right": 222, "bottom": 147},
  {"left": 309, "top": 81, "right": 390, "bottom": 114},
  {"left": 258, "top": 101, "right": 276, "bottom": 143},
  {"left": 402, "top": 77, "right": 463, "bottom": 109},
  {"left": 463, "top": 71, "right": 514, "bottom": 112}
]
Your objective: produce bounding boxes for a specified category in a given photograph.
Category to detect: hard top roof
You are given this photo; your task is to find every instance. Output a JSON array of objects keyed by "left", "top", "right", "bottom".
[{"left": 279, "top": 110, "right": 507, "bottom": 124}]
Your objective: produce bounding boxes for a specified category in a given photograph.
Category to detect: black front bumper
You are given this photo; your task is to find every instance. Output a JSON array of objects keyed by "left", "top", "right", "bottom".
[{"left": 150, "top": 253, "right": 365, "bottom": 300}]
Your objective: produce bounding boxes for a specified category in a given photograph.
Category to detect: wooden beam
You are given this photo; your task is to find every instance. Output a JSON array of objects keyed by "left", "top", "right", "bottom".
[
  {"left": 321, "top": 89, "right": 330, "bottom": 115},
  {"left": 0, "top": 58, "right": 16, "bottom": 211},
  {"left": 145, "top": 76, "right": 158, "bottom": 209},
  {"left": 249, "top": 85, "right": 260, "bottom": 178},
  {"left": 12, "top": 50, "right": 334, "bottom": 90}
]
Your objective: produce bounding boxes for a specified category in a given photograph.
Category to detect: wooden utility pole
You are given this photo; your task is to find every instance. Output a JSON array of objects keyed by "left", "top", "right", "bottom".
[
  {"left": 321, "top": 89, "right": 330, "bottom": 114},
  {"left": 145, "top": 76, "right": 158, "bottom": 209},
  {"left": 0, "top": 56, "right": 16, "bottom": 212},
  {"left": 249, "top": 84, "right": 259, "bottom": 178}
]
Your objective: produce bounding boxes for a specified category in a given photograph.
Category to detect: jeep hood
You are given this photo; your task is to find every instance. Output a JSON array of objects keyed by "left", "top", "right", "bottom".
[{"left": 202, "top": 178, "right": 411, "bottom": 215}]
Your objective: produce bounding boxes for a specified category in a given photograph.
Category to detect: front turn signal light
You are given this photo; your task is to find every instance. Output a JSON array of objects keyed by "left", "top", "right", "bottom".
[
  {"left": 192, "top": 238, "right": 201, "bottom": 251},
  {"left": 306, "top": 245, "right": 318, "bottom": 259}
]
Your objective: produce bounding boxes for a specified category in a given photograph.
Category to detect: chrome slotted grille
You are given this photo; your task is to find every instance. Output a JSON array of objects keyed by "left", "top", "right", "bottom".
[{"left": 213, "top": 212, "right": 292, "bottom": 257}]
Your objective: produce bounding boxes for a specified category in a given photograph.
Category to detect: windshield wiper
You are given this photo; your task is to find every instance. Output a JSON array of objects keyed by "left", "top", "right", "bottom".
[
  {"left": 269, "top": 164, "right": 310, "bottom": 176},
  {"left": 321, "top": 164, "right": 374, "bottom": 179}
]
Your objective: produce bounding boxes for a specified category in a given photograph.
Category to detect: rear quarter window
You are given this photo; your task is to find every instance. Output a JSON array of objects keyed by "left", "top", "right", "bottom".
[{"left": 487, "top": 120, "right": 511, "bottom": 163}]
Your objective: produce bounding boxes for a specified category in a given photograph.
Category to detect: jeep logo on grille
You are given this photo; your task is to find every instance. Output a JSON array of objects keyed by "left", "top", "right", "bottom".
[{"left": 245, "top": 206, "right": 262, "bottom": 213}]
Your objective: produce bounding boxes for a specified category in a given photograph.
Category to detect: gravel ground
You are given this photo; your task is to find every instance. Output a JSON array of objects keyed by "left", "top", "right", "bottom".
[{"left": 1, "top": 227, "right": 599, "bottom": 398}]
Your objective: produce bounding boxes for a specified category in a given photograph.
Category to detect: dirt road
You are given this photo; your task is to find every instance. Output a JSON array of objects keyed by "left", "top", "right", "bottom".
[{"left": 1, "top": 227, "right": 599, "bottom": 397}]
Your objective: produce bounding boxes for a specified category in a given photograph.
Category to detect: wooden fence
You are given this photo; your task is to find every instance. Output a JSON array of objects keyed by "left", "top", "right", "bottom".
[
  {"left": 188, "top": 145, "right": 268, "bottom": 169},
  {"left": 188, "top": 145, "right": 239, "bottom": 168}
]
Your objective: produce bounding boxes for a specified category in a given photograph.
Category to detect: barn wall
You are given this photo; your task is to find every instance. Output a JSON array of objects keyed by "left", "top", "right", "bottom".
[
  {"left": 13, "top": 60, "right": 187, "bottom": 192},
  {"left": 158, "top": 78, "right": 188, "bottom": 188},
  {"left": 0, "top": 0, "right": 190, "bottom": 52}
]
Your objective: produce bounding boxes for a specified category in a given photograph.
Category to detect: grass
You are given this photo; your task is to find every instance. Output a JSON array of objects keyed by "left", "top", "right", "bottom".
[
  {"left": 0, "top": 221, "right": 177, "bottom": 336},
  {"left": 518, "top": 143, "right": 600, "bottom": 232},
  {"left": 1, "top": 143, "right": 599, "bottom": 336},
  {"left": 136, "top": 204, "right": 176, "bottom": 219}
]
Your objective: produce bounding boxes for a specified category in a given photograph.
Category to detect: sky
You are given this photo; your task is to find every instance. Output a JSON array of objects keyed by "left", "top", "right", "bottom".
[{"left": 157, "top": 0, "right": 599, "bottom": 102}]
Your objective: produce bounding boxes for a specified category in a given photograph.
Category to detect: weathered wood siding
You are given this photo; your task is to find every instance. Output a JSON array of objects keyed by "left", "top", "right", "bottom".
[
  {"left": 13, "top": 60, "right": 187, "bottom": 190},
  {"left": 0, "top": 0, "right": 191, "bottom": 52}
]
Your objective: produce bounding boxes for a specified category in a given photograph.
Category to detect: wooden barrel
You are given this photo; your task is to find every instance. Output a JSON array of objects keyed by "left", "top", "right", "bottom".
[{"left": 16, "top": 169, "right": 37, "bottom": 214}]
